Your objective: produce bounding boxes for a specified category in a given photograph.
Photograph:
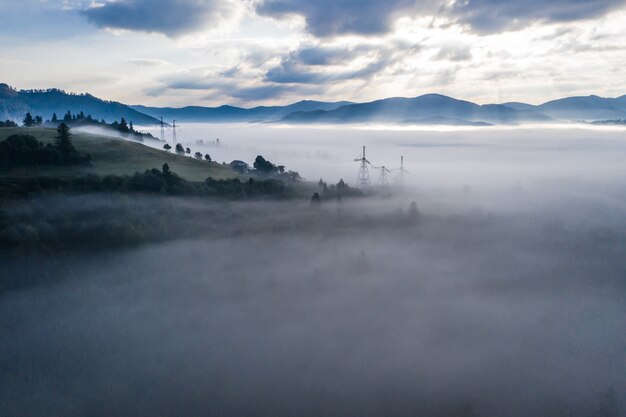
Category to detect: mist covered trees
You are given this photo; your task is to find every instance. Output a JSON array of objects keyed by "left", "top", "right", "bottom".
[
  {"left": 54, "top": 122, "right": 73, "bottom": 155},
  {"left": 253, "top": 155, "right": 276, "bottom": 173},
  {"left": 0, "top": 124, "right": 90, "bottom": 167},
  {"left": 23, "top": 113, "right": 34, "bottom": 127}
]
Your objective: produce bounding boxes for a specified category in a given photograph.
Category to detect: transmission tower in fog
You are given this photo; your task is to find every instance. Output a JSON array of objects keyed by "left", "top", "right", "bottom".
[
  {"left": 172, "top": 120, "right": 177, "bottom": 144},
  {"left": 354, "top": 146, "right": 371, "bottom": 188},
  {"left": 393, "top": 155, "right": 409, "bottom": 188},
  {"left": 377, "top": 165, "right": 391, "bottom": 186},
  {"left": 159, "top": 116, "right": 165, "bottom": 142}
]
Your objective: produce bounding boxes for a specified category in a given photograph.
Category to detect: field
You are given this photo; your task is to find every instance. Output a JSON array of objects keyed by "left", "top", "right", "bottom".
[{"left": 0, "top": 127, "right": 235, "bottom": 181}]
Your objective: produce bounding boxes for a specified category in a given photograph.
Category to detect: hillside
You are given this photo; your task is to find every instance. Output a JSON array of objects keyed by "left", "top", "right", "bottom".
[
  {"left": 0, "top": 127, "right": 234, "bottom": 181},
  {"left": 282, "top": 94, "right": 550, "bottom": 124},
  {"left": 132, "top": 100, "right": 353, "bottom": 123},
  {"left": 0, "top": 84, "right": 159, "bottom": 126}
]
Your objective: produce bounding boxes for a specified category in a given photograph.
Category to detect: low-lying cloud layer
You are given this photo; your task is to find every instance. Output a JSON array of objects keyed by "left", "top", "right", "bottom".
[{"left": 1, "top": 126, "right": 625, "bottom": 416}]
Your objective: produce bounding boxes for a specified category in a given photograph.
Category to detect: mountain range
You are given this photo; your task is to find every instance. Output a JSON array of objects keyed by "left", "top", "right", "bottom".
[
  {"left": 0, "top": 84, "right": 159, "bottom": 125},
  {"left": 2, "top": 83, "right": 625, "bottom": 126}
]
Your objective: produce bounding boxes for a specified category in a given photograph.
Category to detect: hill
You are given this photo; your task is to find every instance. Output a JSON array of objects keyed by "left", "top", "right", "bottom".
[
  {"left": 282, "top": 94, "right": 550, "bottom": 124},
  {"left": 0, "top": 127, "right": 234, "bottom": 181},
  {"left": 0, "top": 84, "right": 160, "bottom": 126},
  {"left": 132, "top": 100, "right": 353, "bottom": 123},
  {"left": 536, "top": 95, "right": 626, "bottom": 120}
]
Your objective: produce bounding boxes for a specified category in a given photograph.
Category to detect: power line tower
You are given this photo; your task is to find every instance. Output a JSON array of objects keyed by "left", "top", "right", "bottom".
[
  {"left": 172, "top": 120, "right": 177, "bottom": 144},
  {"left": 159, "top": 116, "right": 165, "bottom": 142},
  {"left": 393, "top": 155, "right": 410, "bottom": 188},
  {"left": 378, "top": 165, "right": 391, "bottom": 186},
  {"left": 354, "top": 146, "right": 371, "bottom": 188}
]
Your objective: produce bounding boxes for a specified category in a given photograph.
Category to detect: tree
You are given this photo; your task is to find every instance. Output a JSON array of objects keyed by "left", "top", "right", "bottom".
[
  {"left": 185, "top": 147, "right": 191, "bottom": 154},
  {"left": 129, "top": 121, "right": 134, "bottom": 132},
  {"left": 204, "top": 153, "right": 211, "bottom": 161},
  {"left": 23, "top": 113, "right": 34, "bottom": 127},
  {"left": 253, "top": 155, "right": 276, "bottom": 173},
  {"left": 194, "top": 151, "right": 203, "bottom": 159},
  {"left": 34, "top": 115, "right": 43, "bottom": 125},
  {"left": 175, "top": 143, "right": 185, "bottom": 154},
  {"left": 162, "top": 163, "right": 171, "bottom": 175},
  {"left": 163, "top": 144, "right": 171, "bottom": 151},
  {"left": 119, "top": 118, "right": 129, "bottom": 133},
  {"left": 54, "top": 123, "right": 74, "bottom": 156},
  {"left": 64, "top": 111, "right": 72, "bottom": 121},
  {"left": 51, "top": 113, "right": 58, "bottom": 123},
  {"left": 311, "top": 192, "right": 321, "bottom": 204}
]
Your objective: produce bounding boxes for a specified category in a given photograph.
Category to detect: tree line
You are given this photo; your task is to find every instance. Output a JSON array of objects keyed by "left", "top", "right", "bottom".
[{"left": 0, "top": 123, "right": 91, "bottom": 167}]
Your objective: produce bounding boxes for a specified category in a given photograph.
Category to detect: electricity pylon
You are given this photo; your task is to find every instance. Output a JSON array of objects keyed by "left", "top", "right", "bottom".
[
  {"left": 172, "top": 120, "right": 177, "bottom": 144},
  {"left": 354, "top": 146, "right": 371, "bottom": 188},
  {"left": 159, "top": 116, "right": 165, "bottom": 142},
  {"left": 392, "top": 155, "right": 410, "bottom": 188},
  {"left": 378, "top": 165, "right": 391, "bottom": 186}
]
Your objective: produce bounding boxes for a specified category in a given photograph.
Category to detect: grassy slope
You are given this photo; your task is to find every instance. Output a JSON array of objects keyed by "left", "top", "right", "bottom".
[{"left": 0, "top": 127, "right": 235, "bottom": 181}]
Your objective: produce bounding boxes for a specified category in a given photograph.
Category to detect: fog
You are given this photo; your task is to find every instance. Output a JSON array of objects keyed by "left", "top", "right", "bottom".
[{"left": 1, "top": 124, "right": 626, "bottom": 416}]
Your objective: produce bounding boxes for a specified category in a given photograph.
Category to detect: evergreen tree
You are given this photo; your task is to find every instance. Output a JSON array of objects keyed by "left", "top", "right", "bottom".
[
  {"left": 51, "top": 113, "right": 58, "bottom": 123},
  {"left": 119, "top": 118, "right": 129, "bottom": 133},
  {"left": 23, "top": 113, "right": 34, "bottom": 127},
  {"left": 34, "top": 115, "right": 43, "bottom": 125},
  {"left": 64, "top": 111, "right": 72, "bottom": 121},
  {"left": 129, "top": 121, "right": 134, "bottom": 132},
  {"left": 54, "top": 123, "right": 74, "bottom": 156}
]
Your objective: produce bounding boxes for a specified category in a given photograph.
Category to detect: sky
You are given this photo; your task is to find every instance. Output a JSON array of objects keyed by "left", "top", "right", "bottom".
[{"left": 1, "top": 0, "right": 625, "bottom": 107}]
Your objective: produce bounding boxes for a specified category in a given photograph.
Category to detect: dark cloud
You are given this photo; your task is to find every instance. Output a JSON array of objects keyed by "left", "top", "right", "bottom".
[
  {"left": 256, "top": 0, "right": 626, "bottom": 36},
  {"left": 255, "top": 0, "right": 426, "bottom": 37},
  {"left": 264, "top": 41, "right": 418, "bottom": 84},
  {"left": 82, "top": 0, "right": 234, "bottom": 36},
  {"left": 448, "top": 0, "right": 626, "bottom": 34}
]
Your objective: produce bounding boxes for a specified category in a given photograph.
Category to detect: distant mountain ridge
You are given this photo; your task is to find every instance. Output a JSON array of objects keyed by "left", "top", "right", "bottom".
[
  {"left": 132, "top": 100, "right": 354, "bottom": 123},
  {"left": 2, "top": 83, "right": 625, "bottom": 126},
  {"left": 0, "top": 84, "right": 159, "bottom": 125},
  {"left": 282, "top": 94, "right": 550, "bottom": 125}
]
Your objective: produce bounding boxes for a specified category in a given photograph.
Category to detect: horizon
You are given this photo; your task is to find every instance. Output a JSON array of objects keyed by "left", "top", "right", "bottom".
[
  {"left": 3, "top": 82, "right": 625, "bottom": 109},
  {"left": 1, "top": 0, "right": 626, "bottom": 107}
]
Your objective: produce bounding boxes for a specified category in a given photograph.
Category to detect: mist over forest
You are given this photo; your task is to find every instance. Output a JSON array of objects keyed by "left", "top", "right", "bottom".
[{"left": 1, "top": 124, "right": 625, "bottom": 416}]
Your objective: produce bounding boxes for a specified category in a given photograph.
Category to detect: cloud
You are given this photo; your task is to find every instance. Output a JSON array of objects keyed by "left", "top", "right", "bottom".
[
  {"left": 448, "top": 0, "right": 626, "bottom": 34},
  {"left": 434, "top": 44, "right": 472, "bottom": 61},
  {"left": 255, "top": 0, "right": 427, "bottom": 37},
  {"left": 82, "top": 0, "right": 236, "bottom": 36},
  {"left": 126, "top": 58, "right": 170, "bottom": 66},
  {"left": 256, "top": 0, "right": 626, "bottom": 36},
  {"left": 263, "top": 41, "right": 417, "bottom": 84}
]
